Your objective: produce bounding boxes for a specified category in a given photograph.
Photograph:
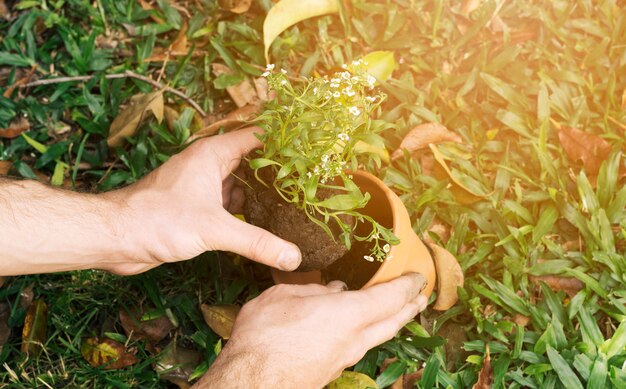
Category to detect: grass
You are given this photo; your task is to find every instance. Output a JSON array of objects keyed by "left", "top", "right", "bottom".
[{"left": 1, "top": 0, "right": 626, "bottom": 387}]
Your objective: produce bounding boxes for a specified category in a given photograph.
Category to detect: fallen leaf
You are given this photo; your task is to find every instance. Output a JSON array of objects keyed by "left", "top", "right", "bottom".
[
  {"left": 263, "top": 0, "right": 339, "bottom": 62},
  {"left": 430, "top": 144, "right": 486, "bottom": 204},
  {"left": 81, "top": 337, "right": 138, "bottom": 370},
  {"left": 557, "top": 126, "right": 611, "bottom": 177},
  {"left": 0, "top": 118, "right": 30, "bottom": 139},
  {"left": 212, "top": 63, "right": 258, "bottom": 108},
  {"left": 0, "top": 303, "right": 10, "bottom": 353},
  {"left": 138, "top": 0, "right": 165, "bottom": 24},
  {"left": 119, "top": 307, "right": 175, "bottom": 345},
  {"left": 154, "top": 340, "right": 203, "bottom": 389},
  {"left": 512, "top": 314, "right": 530, "bottom": 327},
  {"left": 0, "top": 161, "right": 11, "bottom": 175},
  {"left": 19, "top": 283, "right": 34, "bottom": 310},
  {"left": 0, "top": 0, "right": 9, "bottom": 20},
  {"left": 392, "top": 123, "right": 462, "bottom": 160},
  {"left": 430, "top": 244, "right": 464, "bottom": 311},
  {"left": 21, "top": 299, "right": 48, "bottom": 357},
  {"left": 327, "top": 371, "right": 378, "bottom": 389},
  {"left": 188, "top": 102, "right": 263, "bottom": 142},
  {"left": 361, "top": 51, "right": 396, "bottom": 83},
  {"left": 219, "top": 0, "right": 252, "bottom": 13},
  {"left": 529, "top": 275, "right": 584, "bottom": 298},
  {"left": 472, "top": 344, "right": 493, "bottom": 389},
  {"left": 164, "top": 106, "right": 181, "bottom": 132},
  {"left": 145, "top": 21, "right": 189, "bottom": 62},
  {"left": 3, "top": 66, "right": 37, "bottom": 98},
  {"left": 200, "top": 304, "right": 240, "bottom": 340},
  {"left": 108, "top": 90, "right": 164, "bottom": 147}
]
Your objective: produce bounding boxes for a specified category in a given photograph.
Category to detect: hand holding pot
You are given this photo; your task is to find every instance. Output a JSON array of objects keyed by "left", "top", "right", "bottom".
[
  {"left": 105, "top": 127, "right": 303, "bottom": 275},
  {"left": 197, "top": 273, "right": 428, "bottom": 389}
]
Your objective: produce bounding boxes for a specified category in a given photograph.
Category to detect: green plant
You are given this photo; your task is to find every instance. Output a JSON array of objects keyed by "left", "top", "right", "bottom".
[{"left": 250, "top": 61, "right": 399, "bottom": 263}]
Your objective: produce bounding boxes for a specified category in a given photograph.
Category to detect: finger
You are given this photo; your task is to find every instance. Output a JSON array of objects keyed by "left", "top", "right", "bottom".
[
  {"left": 343, "top": 273, "right": 426, "bottom": 325},
  {"left": 326, "top": 280, "right": 348, "bottom": 293},
  {"left": 222, "top": 176, "right": 235, "bottom": 208},
  {"left": 227, "top": 187, "right": 245, "bottom": 214},
  {"left": 212, "top": 210, "right": 302, "bottom": 271},
  {"left": 213, "top": 127, "right": 264, "bottom": 174},
  {"left": 360, "top": 294, "right": 428, "bottom": 350}
]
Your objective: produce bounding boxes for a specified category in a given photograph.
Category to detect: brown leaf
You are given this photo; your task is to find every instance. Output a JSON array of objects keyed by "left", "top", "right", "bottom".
[
  {"left": 0, "top": 0, "right": 10, "bottom": 19},
  {"left": 219, "top": 0, "right": 252, "bottom": 13},
  {"left": 108, "top": 91, "right": 164, "bottom": 147},
  {"left": 200, "top": 304, "right": 240, "bottom": 340},
  {"left": 431, "top": 244, "right": 464, "bottom": 311},
  {"left": 154, "top": 340, "right": 203, "bottom": 389},
  {"left": 119, "top": 308, "right": 175, "bottom": 345},
  {"left": 187, "top": 102, "right": 263, "bottom": 143},
  {"left": 21, "top": 299, "right": 48, "bottom": 357},
  {"left": 0, "top": 118, "right": 30, "bottom": 139},
  {"left": 557, "top": 126, "right": 611, "bottom": 177},
  {"left": 0, "top": 161, "right": 11, "bottom": 175},
  {"left": 327, "top": 371, "right": 378, "bottom": 389},
  {"left": 145, "top": 21, "right": 189, "bottom": 62},
  {"left": 529, "top": 275, "right": 584, "bottom": 298},
  {"left": 3, "top": 66, "right": 37, "bottom": 98},
  {"left": 392, "top": 123, "right": 461, "bottom": 160},
  {"left": 512, "top": 314, "right": 530, "bottom": 327},
  {"left": 164, "top": 105, "right": 180, "bottom": 132},
  {"left": 430, "top": 144, "right": 486, "bottom": 204},
  {"left": 19, "top": 283, "right": 34, "bottom": 310},
  {"left": 212, "top": 63, "right": 258, "bottom": 108},
  {"left": 81, "top": 337, "right": 139, "bottom": 370},
  {"left": 472, "top": 344, "right": 493, "bottom": 389}
]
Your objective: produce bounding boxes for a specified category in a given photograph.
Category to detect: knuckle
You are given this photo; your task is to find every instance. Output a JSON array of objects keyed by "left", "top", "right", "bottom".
[{"left": 247, "top": 234, "right": 270, "bottom": 260}]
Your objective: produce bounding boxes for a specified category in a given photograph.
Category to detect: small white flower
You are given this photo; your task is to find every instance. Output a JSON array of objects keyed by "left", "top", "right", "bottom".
[
  {"left": 281, "top": 80, "right": 288, "bottom": 85},
  {"left": 321, "top": 154, "right": 330, "bottom": 163},
  {"left": 349, "top": 106, "right": 361, "bottom": 116},
  {"left": 333, "top": 91, "right": 341, "bottom": 98},
  {"left": 352, "top": 59, "right": 363, "bottom": 66},
  {"left": 383, "top": 244, "right": 391, "bottom": 253},
  {"left": 386, "top": 254, "right": 394, "bottom": 261},
  {"left": 281, "top": 68, "right": 287, "bottom": 74},
  {"left": 367, "top": 75, "right": 376, "bottom": 87},
  {"left": 307, "top": 172, "right": 312, "bottom": 178},
  {"left": 363, "top": 255, "right": 374, "bottom": 262},
  {"left": 365, "top": 96, "right": 377, "bottom": 102},
  {"left": 266, "top": 64, "right": 275, "bottom": 70},
  {"left": 261, "top": 71, "right": 270, "bottom": 77},
  {"left": 351, "top": 76, "right": 359, "bottom": 84},
  {"left": 338, "top": 133, "right": 350, "bottom": 141},
  {"left": 340, "top": 72, "right": 350, "bottom": 80},
  {"left": 313, "top": 87, "right": 318, "bottom": 95},
  {"left": 341, "top": 64, "right": 348, "bottom": 69},
  {"left": 344, "top": 88, "right": 356, "bottom": 97},
  {"left": 330, "top": 83, "right": 340, "bottom": 88}
]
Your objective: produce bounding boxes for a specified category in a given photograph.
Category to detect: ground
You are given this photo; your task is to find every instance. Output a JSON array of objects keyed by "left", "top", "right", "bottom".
[{"left": 1, "top": 0, "right": 626, "bottom": 388}]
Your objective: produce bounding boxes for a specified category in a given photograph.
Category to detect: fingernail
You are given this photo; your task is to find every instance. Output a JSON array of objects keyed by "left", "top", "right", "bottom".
[{"left": 277, "top": 246, "right": 301, "bottom": 271}]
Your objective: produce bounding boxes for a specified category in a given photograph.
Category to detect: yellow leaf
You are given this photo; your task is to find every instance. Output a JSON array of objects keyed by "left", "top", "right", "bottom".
[
  {"left": 80, "top": 337, "right": 138, "bottom": 370},
  {"left": 107, "top": 90, "right": 164, "bottom": 147},
  {"left": 429, "top": 144, "right": 486, "bottom": 204},
  {"left": 327, "top": 371, "right": 378, "bottom": 389},
  {"left": 200, "top": 304, "right": 240, "bottom": 340},
  {"left": 361, "top": 51, "right": 396, "bottom": 83},
  {"left": 21, "top": 300, "right": 48, "bottom": 357},
  {"left": 263, "top": 0, "right": 339, "bottom": 62},
  {"left": 354, "top": 141, "right": 389, "bottom": 164}
]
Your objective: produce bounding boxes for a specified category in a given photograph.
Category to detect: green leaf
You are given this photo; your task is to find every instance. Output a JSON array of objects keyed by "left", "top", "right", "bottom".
[
  {"left": 601, "top": 319, "right": 626, "bottom": 358},
  {"left": 0, "top": 52, "right": 34, "bottom": 67},
  {"left": 546, "top": 346, "right": 584, "bottom": 389},
  {"left": 587, "top": 355, "right": 608, "bottom": 389},
  {"left": 532, "top": 205, "right": 558, "bottom": 243},
  {"left": 316, "top": 193, "right": 366, "bottom": 211},
  {"left": 361, "top": 51, "right": 396, "bottom": 83},
  {"left": 375, "top": 360, "right": 405, "bottom": 388},
  {"left": 249, "top": 158, "right": 281, "bottom": 169}
]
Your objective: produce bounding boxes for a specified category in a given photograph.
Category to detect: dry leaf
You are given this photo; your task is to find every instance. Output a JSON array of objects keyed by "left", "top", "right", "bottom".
[
  {"left": 219, "top": 0, "right": 252, "bottom": 13},
  {"left": 430, "top": 244, "right": 464, "bottom": 311},
  {"left": 81, "top": 337, "right": 139, "bottom": 370},
  {"left": 3, "top": 66, "right": 36, "bottom": 98},
  {"left": 19, "top": 283, "right": 34, "bottom": 310},
  {"left": 430, "top": 144, "right": 486, "bottom": 204},
  {"left": 0, "top": 118, "right": 30, "bottom": 139},
  {"left": 188, "top": 102, "right": 263, "bottom": 142},
  {"left": 253, "top": 77, "right": 269, "bottom": 102},
  {"left": 557, "top": 126, "right": 611, "bottom": 177},
  {"left": 164, "top": 106, "right": 181, "bottom": 132},
  {"left": 145, "top": 21, "right": 189, "bottom": 62},
  {"left": 472, "top": 344, "right": 493, "bottom": 389},
  {"left": 212, "top": 63, "right": 258, "bottom": 108},
  {"left": 263, "top": 0, "right": 339, "bottom": 62},
  {"left": 119, "top": 308, "right": 175, "bottom": 345},
  {"left": 21, "top": 299, "right": 47, "bottom": 357},
  {"left": 529, "top": 275, "right": 584, "bottom": 298},
  {"left": 0, "top": 161, "right": 11, "bottom": 175},
  {"left": 108, "top": 91, "right": 164, "bottom": 147},
  {"left": 512, "top": 314, "right": 530, "bottom": 327},
  {"left": 327, "top": 370, "right": 378, "bottom": 389},
  {"left": 392, "top": 123, "right": 462, "bottom": 160},
  {"left": 200, "top": 304, "right": 240, "bottom": 340},
  {"left": 154, "top": 340, "right": 203, "bottom": 389}
]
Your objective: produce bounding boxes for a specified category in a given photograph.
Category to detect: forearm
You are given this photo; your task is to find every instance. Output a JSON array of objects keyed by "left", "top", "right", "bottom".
[{"left": 0, "top": 178, "right": 141, "bottom": 275}]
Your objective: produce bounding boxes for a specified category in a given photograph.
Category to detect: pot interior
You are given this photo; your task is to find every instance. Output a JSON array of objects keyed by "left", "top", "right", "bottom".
[{"left": 320, "top": 172, "right": 394, "bottom": 289}]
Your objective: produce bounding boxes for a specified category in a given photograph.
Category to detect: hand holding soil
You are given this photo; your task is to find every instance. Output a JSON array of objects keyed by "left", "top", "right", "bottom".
[{"left": 197, "top": 273, "right": 428, "bottom": 388}]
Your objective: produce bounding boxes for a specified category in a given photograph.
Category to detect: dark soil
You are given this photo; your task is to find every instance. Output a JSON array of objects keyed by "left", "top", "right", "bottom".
[{"left": 242, "top": 164, "right": 355, "bottom": 271}]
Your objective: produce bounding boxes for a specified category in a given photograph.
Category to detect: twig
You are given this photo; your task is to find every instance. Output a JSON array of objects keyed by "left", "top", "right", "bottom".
[{"left": 20, "top": 70, "right": 206, "bottom": 117}]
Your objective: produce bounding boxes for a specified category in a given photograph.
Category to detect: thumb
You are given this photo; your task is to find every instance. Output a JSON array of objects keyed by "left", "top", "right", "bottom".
[{"left": 213, "top": 212, "right": 302, "bottom": 271}]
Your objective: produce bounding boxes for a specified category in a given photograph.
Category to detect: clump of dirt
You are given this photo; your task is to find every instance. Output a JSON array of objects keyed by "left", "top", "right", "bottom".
[{"left": 243, "top": 164, "right": 355, "bottom": 271}]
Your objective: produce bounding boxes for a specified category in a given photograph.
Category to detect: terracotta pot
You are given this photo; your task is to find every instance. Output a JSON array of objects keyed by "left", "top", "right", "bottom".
[{"left": 271, "top": 170, "right": 436, "bottom": 296}]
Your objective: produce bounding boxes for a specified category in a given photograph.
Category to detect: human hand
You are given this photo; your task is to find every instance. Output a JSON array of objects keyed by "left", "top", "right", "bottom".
[
  {"left": 105, "top": 127, "right": 302, "bottom": 275},
  {"left": 197, "top": 273, "right": 428, "bottom": 389}
]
